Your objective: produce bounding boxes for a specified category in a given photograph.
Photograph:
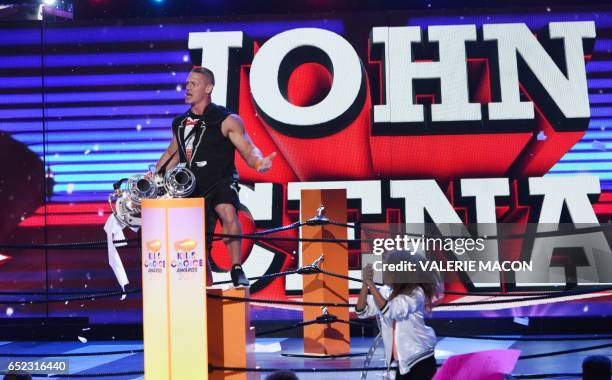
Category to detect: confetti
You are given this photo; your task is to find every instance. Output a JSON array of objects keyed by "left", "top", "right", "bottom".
[
  {"left": 592, "top": 140, "right": 607, "bottom": 151},
  {"left": 66, "top": 184, "right": 75, "bottom": 194},
  {"left": 84, "top": 150, "right": 91, "bottom": 155},
  {"left": 536, "top": 131, "right": 547, "bottom": 141},
  {"left": 182, "top": 54, "right": 189, "bottom": 63},
  {"left": 6, "top": 307, "right": 13, "bottom": 317},
  {"left": 120, "top": 294, "right": 127, "bottom": 301},
  {"left": 77, "top": 336, "right": 88, "bottom": 344},
  {"left": 136, "top": 124, "right": 142, "bottom": 131},
  {"left": 176, "top": 85, "right": 182, "bottom": 92}
]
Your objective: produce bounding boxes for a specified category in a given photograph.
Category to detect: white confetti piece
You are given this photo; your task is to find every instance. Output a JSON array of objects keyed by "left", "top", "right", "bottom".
[
  {"left": 6, "top": 307, "right": 13, "bottom": 316},
  {"left": 77, "top": 336, "right": 88, "bottom": 343},
  {"left": 513, "top": 316, "right": 529, "bottom": 326},
  {"left": 254, "top": 342, "right": 281, "bottom": 353},
  {"left": 536, "top": 131, "right": 547, "bottom": 141},
  {"left": 592, "top": 140, "right": 607, "bottom": 151}
]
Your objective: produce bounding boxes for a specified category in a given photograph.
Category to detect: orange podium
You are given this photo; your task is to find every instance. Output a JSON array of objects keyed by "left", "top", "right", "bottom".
[
  {"left": 300, "top": 189, "right": 349, "bottom": 355},
  {"left": 141, "top": 198, "right": 209, "bottom": 380},
  {"left": 208, "top": 287, "right": 257, "bottom": 380}
]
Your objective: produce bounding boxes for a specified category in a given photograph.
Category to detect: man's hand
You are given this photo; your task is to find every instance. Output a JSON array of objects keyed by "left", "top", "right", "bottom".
[{"left": 255, "top": 152, "right": 276, "bottom": 173}]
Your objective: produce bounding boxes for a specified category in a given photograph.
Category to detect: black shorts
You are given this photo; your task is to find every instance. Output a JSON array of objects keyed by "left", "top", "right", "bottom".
[
  {"left": 199, "top": 177, "right": 240, "bottom": 252},
  {"left": 395, "top": 355, "right": 437, "bottom": 380},
  {"left": 202, "top": 177, "right": 240, "bottom": 210}
]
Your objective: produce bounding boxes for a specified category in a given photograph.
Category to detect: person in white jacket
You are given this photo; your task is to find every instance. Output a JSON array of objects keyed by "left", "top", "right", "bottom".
[{"left": 356, "top": 251, "right": 442, "bottom": 380}]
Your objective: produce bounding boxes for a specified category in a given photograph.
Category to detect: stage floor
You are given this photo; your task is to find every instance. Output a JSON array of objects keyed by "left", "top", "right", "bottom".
[{"left": 0, "top": 336, "right": 610, "bottom": 379}]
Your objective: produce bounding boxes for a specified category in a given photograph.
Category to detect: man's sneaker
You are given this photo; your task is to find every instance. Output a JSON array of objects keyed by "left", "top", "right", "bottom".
[{"left": 230, "top": 264, "right": 250, "bottom": 288}]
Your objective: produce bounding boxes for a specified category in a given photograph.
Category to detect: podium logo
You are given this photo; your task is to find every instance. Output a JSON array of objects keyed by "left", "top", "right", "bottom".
[
  {"left": 147, "top": 239, "right": 161, "bottom": 252},
  {"left": 144, "top": 239, "right": 165, "bottom": 273},
  {"left": 171, "top": 239, "right": 204, "bottom": 273}
]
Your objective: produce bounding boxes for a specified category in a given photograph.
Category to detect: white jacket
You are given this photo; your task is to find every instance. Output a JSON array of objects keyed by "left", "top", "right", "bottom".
[{"left": 356, "top": 285, "right": 436, "bottom": 375}]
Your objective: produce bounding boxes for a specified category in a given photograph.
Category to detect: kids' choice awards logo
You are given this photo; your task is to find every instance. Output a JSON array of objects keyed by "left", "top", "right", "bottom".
[
  {"left": 171, "top": 239, "right": 205, "bottom": 274},
  {"left": 143, "top": 239, "right": 165, "bottom": 274}
]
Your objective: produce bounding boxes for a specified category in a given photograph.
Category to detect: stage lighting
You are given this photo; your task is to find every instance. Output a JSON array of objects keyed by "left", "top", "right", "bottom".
[{"left": 43, "top": 0, "right": 57, "bottom": 6}]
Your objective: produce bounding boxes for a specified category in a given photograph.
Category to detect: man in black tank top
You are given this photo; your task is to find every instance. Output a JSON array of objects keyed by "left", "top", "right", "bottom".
[{"left": 155, "top": 67, "right": 276, "bottom": 287}]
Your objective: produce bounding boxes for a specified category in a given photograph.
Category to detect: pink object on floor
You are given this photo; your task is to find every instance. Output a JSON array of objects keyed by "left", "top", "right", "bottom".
[{"left": 432, "top": 349, "right": 521, "bottom": 380}]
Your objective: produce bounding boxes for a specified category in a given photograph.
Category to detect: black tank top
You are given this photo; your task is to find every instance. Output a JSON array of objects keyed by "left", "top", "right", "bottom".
[{"left": 171, "top": 103, "right": 238, "bottom": 195}]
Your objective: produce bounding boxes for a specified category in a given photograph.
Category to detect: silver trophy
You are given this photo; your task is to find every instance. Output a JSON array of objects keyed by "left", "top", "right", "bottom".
[
  {"left": 163, "top": 163, "right": 196, "bottom": 198},
  {"left": 108, "top": 174, "right": 158, "bottom": 228},
  {"left": 108, "top": 164, "right": 196, "bottom": 228}
]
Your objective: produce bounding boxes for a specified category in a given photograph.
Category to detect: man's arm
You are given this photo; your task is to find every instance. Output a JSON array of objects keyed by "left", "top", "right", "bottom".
[
  {"left": 155, "top": 134, "right": 179, "bottom": 174},
  {"left": 223, "top": 114, "right": 276, "bottom": 173}
]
